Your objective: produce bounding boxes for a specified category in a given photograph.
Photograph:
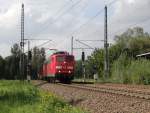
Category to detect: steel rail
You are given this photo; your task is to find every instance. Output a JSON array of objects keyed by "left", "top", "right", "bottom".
[{"left": 57, "top": 83, "right": 150, "bottom": 100}]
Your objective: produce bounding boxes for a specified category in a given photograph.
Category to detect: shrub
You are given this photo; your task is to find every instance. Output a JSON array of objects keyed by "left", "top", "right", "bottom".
[{"left": 111, "top": 55, "right": 150, "bottom": 84}]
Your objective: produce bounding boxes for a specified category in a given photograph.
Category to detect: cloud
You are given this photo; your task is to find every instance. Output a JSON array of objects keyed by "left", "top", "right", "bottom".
[
  {"left": 0, "top": 43, "right": 11, "bottom": 57},
  {"left": 0, "top": 0, "right": 150, "bottom": 59},
  {"left": 0, "top": 3, "right": 20, "bottom": 29},
  {"left": 109, "top": 0, "right": 150, "bottom": 36}
]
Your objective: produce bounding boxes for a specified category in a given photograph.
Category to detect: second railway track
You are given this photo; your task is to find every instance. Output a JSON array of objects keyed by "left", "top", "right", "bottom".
[{"left": 57, "top": 83, "right": 150, "bottom": 100}]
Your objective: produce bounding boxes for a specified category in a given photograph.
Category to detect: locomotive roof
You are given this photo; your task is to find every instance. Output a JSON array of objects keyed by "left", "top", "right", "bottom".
[{"left": 53, "top": 51, "right": 69, "bottom": 55}]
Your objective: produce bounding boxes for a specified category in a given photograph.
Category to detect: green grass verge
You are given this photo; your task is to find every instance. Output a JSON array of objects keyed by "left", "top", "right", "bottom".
[
  {"left": 111, "top": 58, "right": 150, "bottom": 84},
  {"left": 0, "top": 80, "right": 86, "bottom": 113}
]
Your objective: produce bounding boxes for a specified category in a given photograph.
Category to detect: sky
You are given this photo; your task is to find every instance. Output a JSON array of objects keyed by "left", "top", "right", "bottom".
[{"left": 0, "top": 0, "right": 150, "bottom": 59}]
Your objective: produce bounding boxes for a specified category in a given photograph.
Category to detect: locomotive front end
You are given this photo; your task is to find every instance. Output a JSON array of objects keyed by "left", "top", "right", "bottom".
[{"left": 55, "top": 55, "right": 75, "bottom": 83}]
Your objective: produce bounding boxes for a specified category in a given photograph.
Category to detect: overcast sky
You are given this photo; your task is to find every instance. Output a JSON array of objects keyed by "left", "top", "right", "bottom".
[{"left": 0, "top": 0, "right": 150, "bottom": 59}]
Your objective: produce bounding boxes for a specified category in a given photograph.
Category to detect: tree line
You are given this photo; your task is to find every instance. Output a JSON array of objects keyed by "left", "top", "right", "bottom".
[
  {"left": 0, "top": 44, "right": 45, "bottom": 80},
  {"left": 75, "top": 27, "right": 150, "bottom": 84},
  {"left": 1, "top": 27, "right": 150, "bottom": 84}
]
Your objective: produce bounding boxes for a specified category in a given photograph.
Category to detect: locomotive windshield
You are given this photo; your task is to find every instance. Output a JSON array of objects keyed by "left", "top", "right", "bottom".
[
  {"left": 65, "top": 56, "right": 74, "bottom": 62},
  {"left": 56, "top": 56, "right": 74, "bottom": 62},
  {"left": 56, "top": 56, "right": 65, "bottom": 62}
]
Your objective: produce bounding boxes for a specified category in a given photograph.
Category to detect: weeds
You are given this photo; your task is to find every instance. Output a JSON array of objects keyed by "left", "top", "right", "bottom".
[
  {"left": 111, "top": 56, "right": 150, "bottom": 84},
  {"left": 0, "top": 81, "right": 86, "bottom": 113}
]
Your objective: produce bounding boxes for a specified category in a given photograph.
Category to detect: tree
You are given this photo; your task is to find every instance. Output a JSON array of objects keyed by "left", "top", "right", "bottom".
[
  {"left": 11, "top": 43, "right": 21, "bottom": 79},
  {"left": 84, "top": 27, "right": 150, "bottom": 80},
  {"left": 31, "top": 47, "right": 45, "bottom": 79},
  {"left": 3, "top": 43, "right": 21, "bottom": 79},
  {"left": 11, "top": 43, "right": 21, "bottom": 55},
  {"left": 74, "top": 60, "right": 82, "bottom": 78},
  {"left": 0, "top": 56, "right": 5, "bottom": 79}
]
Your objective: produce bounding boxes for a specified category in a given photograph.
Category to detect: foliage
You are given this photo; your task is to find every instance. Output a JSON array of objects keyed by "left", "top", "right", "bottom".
[
  {"left": 1, "top": 27, "right": 150, "bottom": 85},
  {"left": 0, "top": 81, "right": 86, "bottom": 113},
  {"left": 74, "top": 60, "right": 82, "bottom": 78},
  {"left": 3, "top": 43, "right": 21, "bottom": 79},
  {"left": 0, "top": 56, "right": 5, "bottom": 79},
  {"left": 0, "top": 43, "right": 46, "bottom": 80},
  {"left": 86, "top": 49, "right": 104, "bottom": 78},
  {"left": 110, "top": 27, "right": 150, "bottom": 84},
  {"left": 77, "top": 27, "right": 150, "bottom": 84},
  {"left": 31, "top": 47, "right": 45, "bottom": 79},
  {"left": 111, "top": 58, "right": 150, "bottom": 84},
  {"left": 111, "top": 53, "right": 132, "bottom": 83}
]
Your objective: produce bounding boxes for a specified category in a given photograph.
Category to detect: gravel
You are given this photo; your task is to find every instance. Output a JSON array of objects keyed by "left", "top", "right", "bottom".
[
  {"left": 86, "top": 83, "right": 150, "bottom": 93},
  {"left": 33, "top": 80, "right": 150, "bottom": 113}
]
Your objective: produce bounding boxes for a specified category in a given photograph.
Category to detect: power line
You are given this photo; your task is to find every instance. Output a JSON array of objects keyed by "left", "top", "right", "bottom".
[
  {"left": 36, "top": 40, "right": 52, "bottom": 48},
  {"left": 53, "top": 0, "right": 83, "bottom": 22},
  {"left": 75, "top": 39, "right": 94, "bottom": 49},
  {"left": 76, "top": 39, "right": 103, "bottom": 42},
  {"left": 71, "top": 9, "right": 104, "bottom": 35},
  {"left": 30, "top": 0, "right": 119, "bottom": 54},
  {"left": 35, "top": 0, "right": 83, "bottom": 36},
  {"left": 87, "top": 18, "right": 150, "bottom": 40},
  {"left": 110, "top": 18, "right": 150, "bottom": 37},
  {"left": 32, "top": 0, "right": 119, "bottom": 46},
  {"left": 24, "top": 39, "right": 52, "bottom": 53},
  {"left": 59, "top": 0, "right": 91, "bottom": 32},
  {"left": 70, "top": 0, "right": 120, "bottom": 35},
  {"left": 83, "top": 17, "right": 150, "bottom": 45},
  {"left": 24, "top": 38, "right": 52, "bottom": 41},
  {"left": 54, "top": 0, "right": 73, "bottom": 16},
  {"left": 65, "top": 0, "right": 120, "bottom": 56},
  {"left": 107, "top": 0, "right": 120, "bottom": 6}
]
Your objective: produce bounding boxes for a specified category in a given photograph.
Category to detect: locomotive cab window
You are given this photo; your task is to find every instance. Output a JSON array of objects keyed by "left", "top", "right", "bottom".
[
  {"left": 65, "top": 56, "right": 74, "bottom": 62},
  {"left": 56, "top": 56, "right": 65, "bottom": 62}
]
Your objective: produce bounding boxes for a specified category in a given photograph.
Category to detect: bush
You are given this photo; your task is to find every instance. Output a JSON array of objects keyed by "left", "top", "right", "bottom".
[
  {"left": 111, "top": 56, "right": 150, "bottom": 84},
  {"left": 0, "top": 81, "right": 86, "bottom": 113}
]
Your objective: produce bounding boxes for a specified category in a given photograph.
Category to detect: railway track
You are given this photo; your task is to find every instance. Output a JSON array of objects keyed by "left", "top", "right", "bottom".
[{"left": 57, "top": 83, "right": 150, "bottom": 100}]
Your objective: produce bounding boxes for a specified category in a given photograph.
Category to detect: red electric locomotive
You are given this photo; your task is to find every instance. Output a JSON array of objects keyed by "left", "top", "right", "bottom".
[{"left": 40, "top": 51, "right": 75, "bottom": 83}]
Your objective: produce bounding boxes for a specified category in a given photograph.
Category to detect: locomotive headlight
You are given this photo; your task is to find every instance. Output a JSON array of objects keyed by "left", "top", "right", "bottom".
[
  {"left": 56, "top": 66, "right": 62, "bottom": 69},
  {"left": 68, "top": 70, "right": 71, "bottom": 73}
]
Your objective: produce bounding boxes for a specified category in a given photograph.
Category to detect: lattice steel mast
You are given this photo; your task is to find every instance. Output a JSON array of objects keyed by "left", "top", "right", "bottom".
[{"left": 20, "top": 3, "right": 25, "bottom": 80}]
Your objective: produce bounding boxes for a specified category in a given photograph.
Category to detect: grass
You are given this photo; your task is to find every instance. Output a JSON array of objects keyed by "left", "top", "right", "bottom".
[
  {"left": 111, "top": 57, "right": 150, "bottom": 84},
  {"left": 0, "top": 80, "right": 86, "bottom": 113}
]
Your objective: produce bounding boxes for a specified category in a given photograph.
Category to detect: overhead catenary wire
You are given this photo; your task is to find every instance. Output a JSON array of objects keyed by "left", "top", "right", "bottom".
[
  {"left": 106, "top": 0, "right": 120, "bottom": 6},
  {"left": 75, "top": 39, "right": 94, "bottom": 49},
  {"left": 35, "top": 40, "right": 52, "bottom": 48},
  {"left": 34, "top": 0, "right": 118, "bottom": 39},
  {"left": 79, "top": 18, "right": 150, "bottom": 44},
  {"left": 76, "top": 39, "right": 103, "bottom": 42},
  {"left": 64, "top": 0, "right": 121, "bottom": 56},
  {"left": 110, "top": 18, "right": 150, "bottom": 37},
  {"left": 67, "top": 0, "right": 120, "bottom": 54},
  {"left": 28, "top": 0, "right": 120, "bottom": 55},
  {"left": 35, "top": 0, "right": 83, "bottom": 36},
  {"left": 27, "top": 0, "right": 131, "bottom": 56},
  {"left": 24, "top": 39, "right": 52, "bottom": 53},
  {"left": 75, "top": 0, "right": 150, "bottom": 42},
  {"left": 27, "top": 0, "right": 73, "bottom": 37},
  {"left": 70, "top": 0, "right": 120, "bottom": 36},
  {"left": 71, "top": 9, "right": 104, "bottom": 35}
]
